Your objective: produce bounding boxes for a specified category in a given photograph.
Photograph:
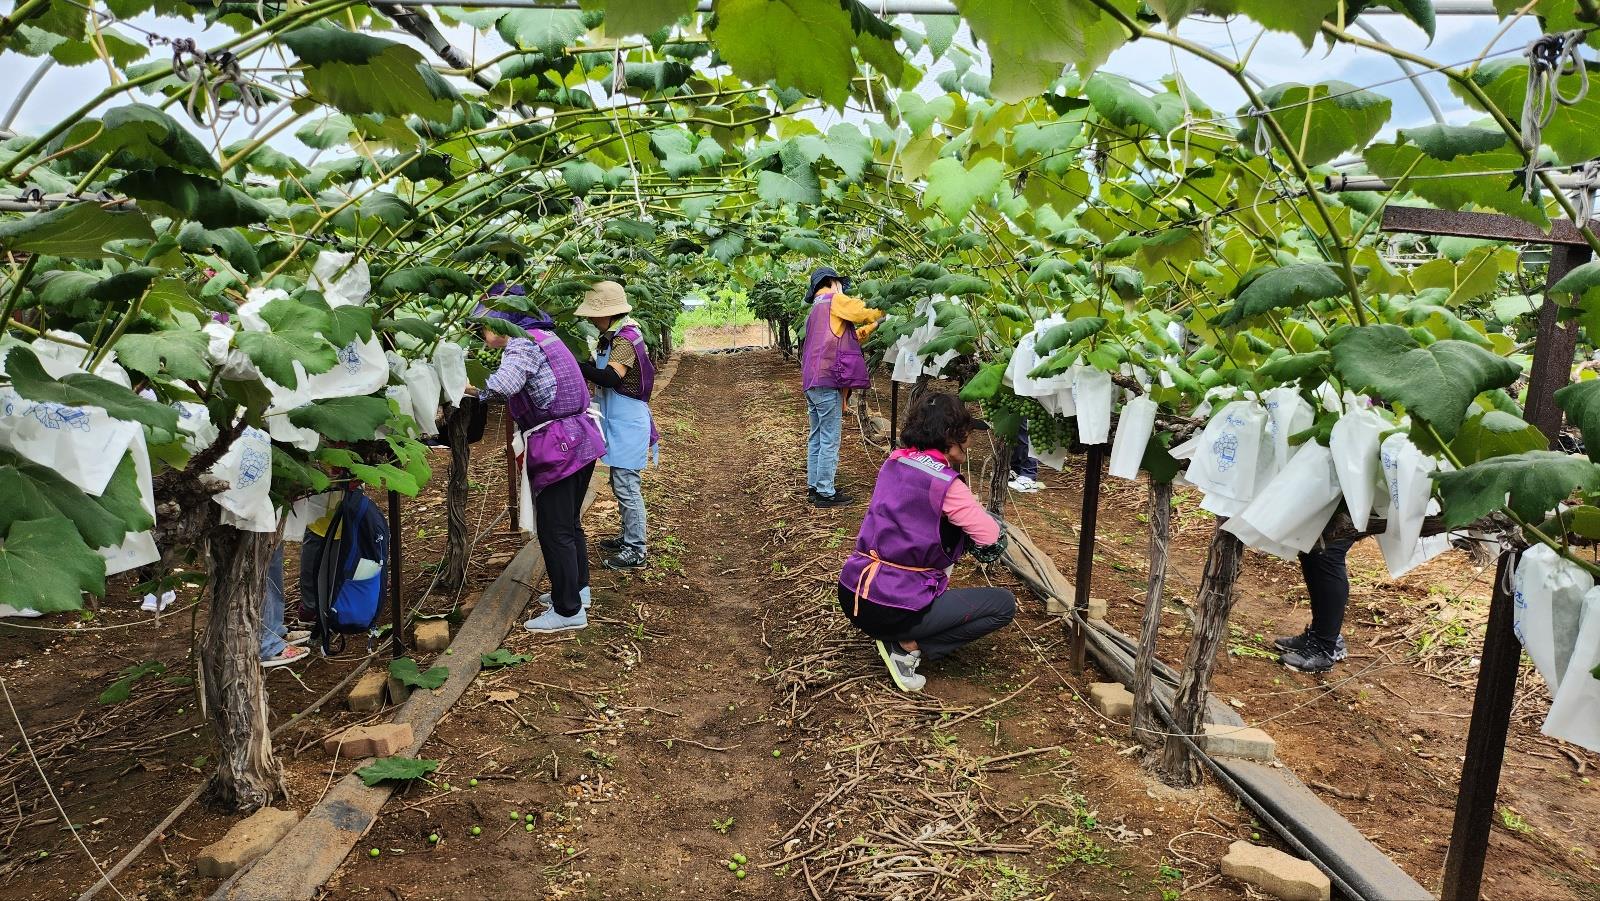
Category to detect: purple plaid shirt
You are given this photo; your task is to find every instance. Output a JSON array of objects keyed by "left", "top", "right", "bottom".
[{"left": 481, "top": 337, "right": 556, "bottom": 412}]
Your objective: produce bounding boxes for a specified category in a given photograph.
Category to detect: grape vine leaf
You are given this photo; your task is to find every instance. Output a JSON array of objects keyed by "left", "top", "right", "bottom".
[
  {"left": 376, "top": 266, "right": 478, "bottom": 298},
  {"left": 388, "top": 657, "right": 449, "bottom": 690},
  {"left": 583, "top": 0, "right": 695, "bottom": 37},
  {"left": 288, "top": 396, "right": 393, "bottom": 442},
  {"left": 0, "top": 448, "right": 145, "bottom": 549},
  {"left": 497, "top": 8, "right": 587, "bottom": 56},
  {"left": 1239, "top": 81, "right": 1391, "bottom": 167},
  {"left": 712, "top": 0, "right": 857, "bottom": 109},
  {"left": 1364, "top": 126, "right": 1546, "bottom": 226},
  {"left": 233, "top": 298, "right": 339, "bottom": 388},
  {"left": 1433, "top": 451, "right": 1600, "bottom": 527},
  {"left": 1330, "top": 324, "right": 1522, "bottom": 441},
  {"left": 35, "top": 267, "right": 159, "bottom": 308},
  {"left": 1200, "top": 0, "right": 1344, "bottom": 47},
  {"left": 0, "top": 518, "right": 105, "bottom": 614},
  {"left": 924, "top": 157, "right": 1005, "bottom": 221},
  {"left": 1086, "top": 73, "right": 1185, "bottom": 134},
  {"left": 282, "top": 28, "right": 459, "bottom": 121},
  {"left": 481, "top": 648, "right": 534, "bottom": 669},
  {"left": 4, "top": 346, "right": 179, "bottom": 432},
  {"left": 897, "top": 93, "right": 956, "bottom": 135},
  {"left": 1214, "top": 263, "right": 1349, "bottom": 327},
  {"left": 355, "top": 757, "right": 440, "bottom": 786},
  {"left": 1556, "top": 379, "right": 1600, "bottom": 463},
  {"left": 47, "top": 104, "right": 218, "bottom": 174},
  {"left": 953, "top": 0, "right": 1129, "bottom": 103},
  {"left": 1035, "top": 317, "right": 1108, "bottom": 355},
  {"left": 1450, "top": 411, "right": 1549, "bottom": 465},
  {"left": 114, "top": 169, "right": 272, "bottom": 228},
  {"left": 0, "top": 203, "right": 154, "bottom": 259},
  {"left": 116, "top": 326, "right": 212, "bottom": 381},
  {"left": 1454, "top": 59, "right": 1600, "bottom": 166}
]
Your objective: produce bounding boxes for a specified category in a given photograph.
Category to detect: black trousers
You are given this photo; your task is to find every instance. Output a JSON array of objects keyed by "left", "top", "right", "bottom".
[
  {"left": 839, "top": 585, "right": 1016, "bottom": 662},
  {"left": 1300, "top": 537, "right": 1354, "bottom": 642},
  {"left": 1010, "top": 420, "right": 1038, "bottom": 479},
  {"left": 536, "top": 462, "right": 595, "bottom": 616}
]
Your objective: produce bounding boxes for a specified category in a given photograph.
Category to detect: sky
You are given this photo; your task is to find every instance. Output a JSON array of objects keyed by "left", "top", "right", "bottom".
[{"left": 0, "top": 6, "right": 1543, "bottom": 168}]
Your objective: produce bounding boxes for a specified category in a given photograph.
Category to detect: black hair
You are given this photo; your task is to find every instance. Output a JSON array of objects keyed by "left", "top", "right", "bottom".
[{"left": 900, "top": 392, "right": 975, "bottom": 452}]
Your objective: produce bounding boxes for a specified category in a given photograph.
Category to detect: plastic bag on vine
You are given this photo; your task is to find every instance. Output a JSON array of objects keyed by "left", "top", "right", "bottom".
[
  {"left": 1373, "top": 432, "right": 1447, "bottom": 578},
  {"left": 1223, "top": 441, "right": 1343, "bottom": 560},
  {"left": 1514, "top": 543, "right": 1594, "bottom": 696},
  {"left": 510, "top": 427, "right": 536, "bottom": 535},
  {"left": 1108, "top": 396, "right": 1157, "bottom": 479},
  {"left": 385, "top": 383, "right": 418, "bottom": 437},
  {"left": 98, "top": 429, "right": 160, "bottom": 576},
  {"left": 1329, "top": 407, "right": 1385, "bottom": 531},
  {"left": 0, "top": 385, "right": 144, "bottom": 496},
  {"left": 1072, "top": 366, "right": 1113, "bottom": 444},
  {"left": 402, "top": 360, "right": 442, "bottom": 437},
  {"left": 284, "top": 491, "right": 339, "bottom": 543},
  {"left": 1185, "top": 399, "right": 1268, "bottom": 517},
  {"left": 308, "top": 251, "right": 371, "bottom": 304},
  {"left": 891, "top": 343, "right": 923, "bottom": 383},
  {"left": 31, "top": 331, "right": 132, "bottom": 387},
  {"left": 1261, "top": 386, "right": 1314, "bottom": 481},
  {"left": 434, "top": 342, "right": 469, "bottom": 406},
  {"left": 1543, "top": 585, "right": 1600, "bottom": 752},
  {"left": 211, "top": 426, "right": 276, "bottom": 533}
]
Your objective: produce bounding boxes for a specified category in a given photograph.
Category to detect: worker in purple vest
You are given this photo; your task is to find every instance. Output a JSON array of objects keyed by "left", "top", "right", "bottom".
[
  {"left": 574, "top": 280, "right": 659, "bottom": 572},
  {"left": 800, "top": 267, "right": 883, "bottom": 508},
  {"left": 838, "top": 393, "right": 1015, "bottom": 692},
  {"left": 468, "top": 284, "right": 606, "bottom": 634}
]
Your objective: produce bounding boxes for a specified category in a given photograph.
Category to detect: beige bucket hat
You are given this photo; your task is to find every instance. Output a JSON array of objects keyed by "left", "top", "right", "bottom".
[{"left": 574, "top": 280, "right": 631, "bottom": 318}]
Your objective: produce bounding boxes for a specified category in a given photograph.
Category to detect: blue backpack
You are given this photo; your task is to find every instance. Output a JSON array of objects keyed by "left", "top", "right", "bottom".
[{"left": 299, "top": 488, "right": 389, "bottom": 654}]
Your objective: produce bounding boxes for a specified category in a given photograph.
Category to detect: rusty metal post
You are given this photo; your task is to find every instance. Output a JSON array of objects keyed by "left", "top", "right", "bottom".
[
  {"left": 388, "top": 489, "right": 405, "bottom": 658},
  {"left": 1524, "top": 243, "right": 1591, "bottom": 440},
  {"left": 1069, "top": 444, "right": 1106, "bottom": 674}
]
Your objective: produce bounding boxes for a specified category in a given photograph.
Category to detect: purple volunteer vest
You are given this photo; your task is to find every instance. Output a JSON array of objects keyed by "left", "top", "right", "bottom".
[
  {"left": 506, "top": 329, "right": 605, "bottom": 492},
  {"left": 801, "top": 292, "right": 871, "bottom": 391},
  {"left": 838, "top": 450, "right": 969, "bottom": 613},
  {"left": 612, "top": 324, "right": 655, "bottom": 402}
]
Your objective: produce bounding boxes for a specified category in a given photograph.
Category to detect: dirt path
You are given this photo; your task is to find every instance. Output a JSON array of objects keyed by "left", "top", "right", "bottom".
[{"left": 322, "top": 351, "right": 1252, "bottom": 900}]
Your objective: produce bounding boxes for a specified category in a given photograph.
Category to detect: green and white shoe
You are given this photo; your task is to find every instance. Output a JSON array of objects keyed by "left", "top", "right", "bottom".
[{"left": 877, "top": 640, "right": 925, "bottom": 692}]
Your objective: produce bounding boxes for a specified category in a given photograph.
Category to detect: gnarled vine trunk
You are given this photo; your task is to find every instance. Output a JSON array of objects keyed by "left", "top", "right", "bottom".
[
  {"left": 200, "top": 525, "right": 281, "bottom": 811},
  {"left": 441, "top": 402, "right": 470, "bottom": 590},
  {"left": 986, "top": 437, "right": 1012, "bottom": 516},
  {"left": 1158, "top": 522, "right": 1243, "bottom": 787},
  {"left": 1131, "top": 480, "right": 1174, "bottom": 750}
]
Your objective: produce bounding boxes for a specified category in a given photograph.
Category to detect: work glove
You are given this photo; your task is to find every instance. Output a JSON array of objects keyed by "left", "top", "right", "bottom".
[{"left": 971, "top": 526, "right": 1009, "bottom": 564}]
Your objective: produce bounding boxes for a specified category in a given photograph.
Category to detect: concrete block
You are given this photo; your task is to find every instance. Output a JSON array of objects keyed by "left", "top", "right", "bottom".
[
  {"left": 347, "top": 670, "right": 388, "bottom": 712},
  {"left": 196, "top": 807, "right": 300, "bottom": 878},
  {"left": 1202, "top": 723, "right": 1277, "bottom": 762},
  {"left": 1221, "top": 841, "right": 1330, "bottom": 901},
  {"left": 1087, "top": 596, "right": 1108, "bottom": 622},
  {"left": 414, "top": 620, "right": 450, "bottom": 652},
  {"left": 385, "top": 676, "right": 411, "bottom": 705},
  {"left": 1089, "top": 682, "right": 1133, "bottom": 719},
  {"left": 323, "top": 723, "right": 414, "bottom": 759}
]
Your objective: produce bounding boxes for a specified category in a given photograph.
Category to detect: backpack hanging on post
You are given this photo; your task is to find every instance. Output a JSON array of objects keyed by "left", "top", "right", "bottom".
[{"left": 299, "top": 487, "right": 389, "bottom": 655}]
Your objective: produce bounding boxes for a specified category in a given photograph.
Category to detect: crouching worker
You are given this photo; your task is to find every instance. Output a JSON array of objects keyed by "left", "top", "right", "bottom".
[
  {"left": 838, "top": 393, "right": 1015, "bottom": 692},
  {"left": 575, "top": 280, "right": 658, "bottom": 572},
  {"left": 470, "top": 285, "right": 606, "bottom": 633}
]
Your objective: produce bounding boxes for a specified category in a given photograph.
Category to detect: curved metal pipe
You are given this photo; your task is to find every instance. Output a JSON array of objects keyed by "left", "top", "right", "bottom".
[
  {"left": 1355, "top": 19, "right": 1448, "bottom": 125},
  {"left": 2, "top": 57, "right": 57, "bottom": 131}
]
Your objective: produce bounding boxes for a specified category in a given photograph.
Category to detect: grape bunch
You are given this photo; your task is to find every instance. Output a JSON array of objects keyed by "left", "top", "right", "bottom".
[{"left": 982, "top": 391, "right": 1075, "bottom": 453}]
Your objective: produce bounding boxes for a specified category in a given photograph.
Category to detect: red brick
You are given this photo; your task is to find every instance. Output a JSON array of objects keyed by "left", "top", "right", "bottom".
[
  {"left": 196, "top": 807, "right": 299, "bottom": 878},
  {"left": 323, "top": 723, "right": 414, "bottom": 759}
]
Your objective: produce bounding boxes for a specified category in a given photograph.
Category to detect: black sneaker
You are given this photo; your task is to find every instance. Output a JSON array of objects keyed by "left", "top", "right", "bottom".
[
  {"left": 596, "top": 535, "right": 624, "bottom": 554},
  {"left": 602, "top": 550, "right": 647, "bottom": 571},
  {"left": 1273, "top": 629, "right": 1348, "bottom": 662},
  {"left": 1282, "top": 635, "right": 1340, "bottom": 674},
  {"left": 810, "top": 490, "right": 852, "bottom": 508}
]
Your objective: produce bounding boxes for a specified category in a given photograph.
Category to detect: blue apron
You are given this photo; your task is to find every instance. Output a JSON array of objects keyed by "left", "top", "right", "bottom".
[{"left": 596, "top": 337, "right": 657, "bottom": 471}]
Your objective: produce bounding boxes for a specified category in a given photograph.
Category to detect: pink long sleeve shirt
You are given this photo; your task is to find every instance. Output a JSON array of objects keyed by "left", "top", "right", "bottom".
[{"left": 888, "top": 448, "right": 1000, "bottom": 545}]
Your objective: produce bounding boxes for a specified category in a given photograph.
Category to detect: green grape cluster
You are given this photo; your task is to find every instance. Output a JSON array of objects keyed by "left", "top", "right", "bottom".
[
  {"left": 748, "top": 277, "right": 795, "bottom": 323},
  {"left": 472, "top": 344, "right": 503, "bottom": 371},
  {"left": 982, "top": 392, "right": 1075, "bottom": 454}
]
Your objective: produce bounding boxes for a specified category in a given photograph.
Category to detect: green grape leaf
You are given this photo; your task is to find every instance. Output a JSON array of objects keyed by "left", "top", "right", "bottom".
[
  {"left": 582, "top": 0, "right": 695, "bottom": 35},
  {"left": 355, "top": 757, "right": 439, "bottom": 786},
  {"left": 1240, "top": 81, "right": 1391, "bottom": 167},
  {"left": 388, "top": 657, "right": 449, "bottom": 690},
  {"left": 0, "top": 203, "right": 154, "bottom": 259},
  {"left": 1365, "top": 125, "right": 1546, "bottom": 226},
  {"left": 283, "top": 28, "right": 459, "bottom": 121},
  {"left": 115, "top": 168, "right": 272, "bottom": 228},
  {"left": 959, "top": 362, "right": 1006, "bottom": 402},
  {"left": 98, "top": 661, "right": 165, "bottom": 705},
  {"left": 376, "top": 266, "right": 478, "bottom": 298},
  {"left": 1450, "top": 410, "right": 1549, "bottom": 465},
  {"left": 1256, "top": 350, "right": 1332, "bottom": 385},
  {"left": 1330, "top": 324, "right": 1522, "bottom": 440},
  {"left": 897, "top": 93, "right": 956, "bottom": 134},
  {"left": 234, "top": 298, "right": 338, "bottom": 388},
  {"left": 0, "top": 518, "right": 105, "bottom": 614},
  {"left": 954, "top": 0, "right": 1129, "bottom": 103},
  {"left": 116, "top": 327, "right": 212, "bottom": 381},
  {"left": 287, "top": 396, "right": 392, "bottom": 442},
  {"left": 561, "top": 160, "right": 605, "bottom": 197},
  {"left": 1086, "top": 73, "right": 1185, "bottom": 133},
  {"left": 497, "top": 8, "right": 587, "bottom": 56},
  {"left": 46, "top": 103, "right": 218, "bottom": 174},
  {"left": 272, "top": 447, "right": 331, "bottom": 494},
  {"left": 1035, "top": 317, "right": 1108, "bottom": 355},
  {"left": 924, "top": 157, "right": 1006, "bottom": 221},
  {"left": 1215, "top": 263, "right": 1349, "bottom": 327},
  {"left": 1433, "top": 451, "right": 1600, "bottom": 527},
  {"left": 34, "top": 267, "right": 159, "bottom": 309},
  {"left": 1538, "top": 505, "right": 1600, "bottom": 540},
  {"left": 1201, "top": 0, "right": 1343, "bottom": 47},
  {"left": 1454, "top": 59, "right": 1600, "bottom": 167},
  {"left": 481, "top": 648, "right": 534, "bottom": 669},
  {"left": 1556, "top": 379, "right": 1600, "bottom": 463},
  {"left": 4, "top": 346, "right": 179, "bottom": 432},
  {"left": 0, "top": 447, "right": 143, "bottom": 549},
  {"left": 712, "top": 0, "right": 857, "bottom": 108},
  {"left": 820, "top": 123, "right": 873, "bottom": 182}
]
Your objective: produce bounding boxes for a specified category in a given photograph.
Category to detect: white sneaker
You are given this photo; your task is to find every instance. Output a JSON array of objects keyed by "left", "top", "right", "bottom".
[
  {"left": 141, "top": 591, "right": 176, "bottom": 613},
  {"left": 524, "top": 607, "right": 588, "bottom": 634},
  {"left": 877, "top": 640, "right": 926, "bottom": 692},
  {"left": 538, "top": 586, "right": 591, "bottom": 611},
  {"left": 1008, "top": 476, "right": 1042, "bottom": 493}
]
